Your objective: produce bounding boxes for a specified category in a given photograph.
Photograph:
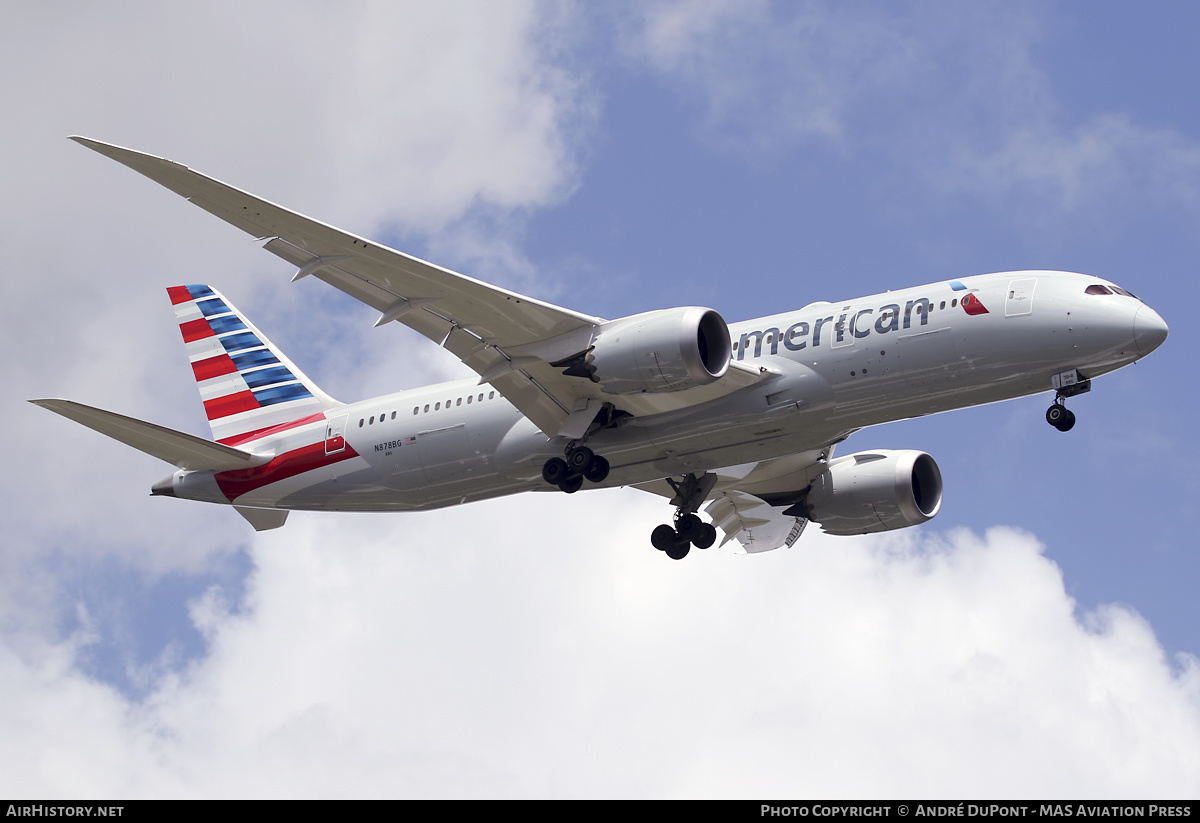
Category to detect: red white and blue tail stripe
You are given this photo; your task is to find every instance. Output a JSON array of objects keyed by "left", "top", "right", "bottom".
[{"left": 168, "top": 284, "right": 340, "bottom": 445}]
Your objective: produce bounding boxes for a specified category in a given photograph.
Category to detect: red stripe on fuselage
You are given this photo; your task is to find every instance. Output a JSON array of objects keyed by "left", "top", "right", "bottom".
[
  {"left": 192, "top": 354, "right": 239, "bottom": 382},
  {"left": 167, "top": 285, "right": 193, "bottom": 305},
  {"left": 215, "top": 441, "right": 359, "bottom": 502},
  {"left": 180, "top": 317, "right": 215, "bottom": 343},
  {"left": 204, "top": 390, "right": 259, "bottom": 420},
  {"left": 217, "top": 412, "right": 328, "bottom": 447}
]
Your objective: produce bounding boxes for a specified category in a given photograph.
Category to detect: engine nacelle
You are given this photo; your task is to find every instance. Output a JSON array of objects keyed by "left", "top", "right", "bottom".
[
  {"left": 588, "top": 307, "right": 732, "bottom": 394},
  {"left": 805, "top": 450, "right": 943, "bottom": 535}
]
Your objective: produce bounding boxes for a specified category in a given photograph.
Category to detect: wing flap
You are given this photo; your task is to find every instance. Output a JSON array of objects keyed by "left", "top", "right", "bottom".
[
  {"left": 31, "top": 399, "right": 270, "bottom": 472},
  {"left": 704, "top": 490, "right": 807, "bottom": 553}
]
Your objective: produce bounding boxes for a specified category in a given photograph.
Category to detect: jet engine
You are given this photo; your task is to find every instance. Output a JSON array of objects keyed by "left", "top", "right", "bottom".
[
  {"left": 805, "top": 450, "right": 943, "bottom": 535},
  {"left": 585, "top": 307, "right": 732, "bottom": 394}
]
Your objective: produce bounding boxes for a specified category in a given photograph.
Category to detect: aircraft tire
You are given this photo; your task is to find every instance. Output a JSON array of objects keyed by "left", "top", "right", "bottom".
[
  {"left": 542, "top": 457, "right": 569, "bottom": 485},
  {"left": 583, "top": 455, "right": 610, "bottom": 483},
  {"left": 651, "top": 524, "right": 677, "bottom": 551},
  {"left": 558, "top": 474, "right": 584, "bottom": 494},
  {"left": 1046, "top": 404, "right": 1067, "bottom": 428},
  {"left": 693, "top": 523, "right": 717, "bottom": 549},
  {"left": 1057, "top": 409, "right": 1076, "bottom": 432},
  {"left": 567, "top": 447, "right": 593, "bottom": 472},
  {"left": 676, "top": 513, "right": 702, "bottom": 540},
  {"left": 665, "top": 539, "right": 691, "bottom": 560}
]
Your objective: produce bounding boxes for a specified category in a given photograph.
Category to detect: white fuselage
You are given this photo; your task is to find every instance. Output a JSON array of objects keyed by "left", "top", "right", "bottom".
[{"left": 166, "top": 271, "right": 1165, "bottom": 512}]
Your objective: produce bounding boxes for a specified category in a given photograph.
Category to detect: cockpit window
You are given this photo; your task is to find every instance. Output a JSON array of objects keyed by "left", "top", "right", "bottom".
[
  {"left": 1112, "top": 286, "right": 1139, "bottom": 299},
  {"left": 1085, "top": 284, "right": 1113, "bottom": 295}
]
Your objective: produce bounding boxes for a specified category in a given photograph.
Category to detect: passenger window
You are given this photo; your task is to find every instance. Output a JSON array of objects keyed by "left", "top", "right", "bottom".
[
  {"left": 435, "top": 402, "right": 440, "bottom": 411},
  {"left": 467, "top": 396, "right": 472, "bottom": 404},
  {"left": 359, "top": 419, "right": 364, "bottom": 427},
  {"left": 369, "top": 416, "right": 374, "bottom": 424},
  {"left": 413, "top": 407, "right": 419, "bottom": 415},
  {"left": 423, "top": 404, "right": 429, "bottom": 413},
  {"left": 489, "top": 391, "right": 495, "bottom": 400},
  {"left": 456, "top": 398, "right": 462, "bottom": 406}
]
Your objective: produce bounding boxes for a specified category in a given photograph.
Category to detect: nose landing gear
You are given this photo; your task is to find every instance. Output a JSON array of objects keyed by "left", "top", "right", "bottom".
[
  {"left": 650, "top": 472, "right": 719, "bottom": 560},
  {"left": 1046, "top": 369, "right": 1090, "bottom": 432}
]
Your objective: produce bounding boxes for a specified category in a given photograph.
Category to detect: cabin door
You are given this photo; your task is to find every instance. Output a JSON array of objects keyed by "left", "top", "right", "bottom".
[{"left": 324, "top": 413, "right": 348, "bottom": 455}]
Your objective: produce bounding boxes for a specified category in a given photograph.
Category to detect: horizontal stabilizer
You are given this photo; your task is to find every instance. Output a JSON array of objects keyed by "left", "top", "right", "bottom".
[
  {"left": 235, "top": 506, "right": 289, "bottom": 531},
  {"left": 30, "top": 399, "right": 271, "bottom": 472}
]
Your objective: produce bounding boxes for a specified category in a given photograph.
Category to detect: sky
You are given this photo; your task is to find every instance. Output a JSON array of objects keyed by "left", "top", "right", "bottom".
[{"left": 2, "top": 0, "right": 1199, "bottom": 799}]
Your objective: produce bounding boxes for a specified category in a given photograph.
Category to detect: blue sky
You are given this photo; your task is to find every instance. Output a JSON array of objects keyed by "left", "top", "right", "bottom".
[{"left": 3, "top": 1, "right": 1198, "bottom": 797}]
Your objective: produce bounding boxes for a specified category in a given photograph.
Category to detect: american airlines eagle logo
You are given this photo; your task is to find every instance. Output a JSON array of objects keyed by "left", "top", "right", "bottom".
[{"left": 950, "top": 280, "right": 989, "bottom": 315}]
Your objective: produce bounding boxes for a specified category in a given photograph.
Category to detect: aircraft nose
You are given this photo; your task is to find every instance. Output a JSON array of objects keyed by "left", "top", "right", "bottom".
[{"left": 1134, "top": 304, "right": 1169, "bottom": 357}]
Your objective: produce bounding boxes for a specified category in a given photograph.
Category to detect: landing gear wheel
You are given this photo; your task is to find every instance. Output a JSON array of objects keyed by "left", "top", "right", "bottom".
[
  {"left": 651, "top": 524, "right": 677, "bottom": 551},
  {"left": 1057, "top": 409, "right": 1076, "bottom": 432},
  {"left": 557, "top": 474, "right": 584, "bottom": 494},
  {"left": 1046, "top": 403, "right": 1067, "bottom": 428},
  {"left": 567, "top": 446, "right": 593, "bottom": 473},
  {"left": 583, "top": 454, "right": 610, "bottom": 484},
  {"left": 676, "top": 513, "right": 702, "bottom": 541},
  {"left": 542, "top": 457, "right": 569, "bottom": 485},
  {"left": 665, "top": 539, "right": 691, "bottom": 560},
  {"left": 693, "top": 523, "right": 717, "bottom": 549}
]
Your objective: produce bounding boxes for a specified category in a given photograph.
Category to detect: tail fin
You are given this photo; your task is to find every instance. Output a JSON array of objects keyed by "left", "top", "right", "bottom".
[{"left": 167, "top": 284, "right": 340, "bottom": 445}]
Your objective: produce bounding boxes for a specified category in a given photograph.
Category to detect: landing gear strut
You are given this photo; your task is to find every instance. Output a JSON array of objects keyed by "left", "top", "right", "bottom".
[
  {"left": 651, "top": 472, "right": 719, "bottom": 560},
  {"left": 541, "top": 445, "right": 609, "bottom": 494}
]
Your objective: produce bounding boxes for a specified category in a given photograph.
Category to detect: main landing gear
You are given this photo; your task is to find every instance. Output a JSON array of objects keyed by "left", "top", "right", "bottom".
[
  {"left": 650, "top": 472, "right": 719, "bottom": 560},
  {"left": 542, "top": 445, "right": 610, "bottom": 494}
]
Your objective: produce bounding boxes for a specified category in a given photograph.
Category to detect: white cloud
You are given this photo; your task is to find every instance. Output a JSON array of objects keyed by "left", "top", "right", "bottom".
[
  {"left": 1, "top": 506, "right": 1197, "bottom": 797},
  {"left": 622, "top": 1, "right": 1200, "bottom": 212},
  {"left": 0, "top": 0, "right": 593, "bottom": 572},
  {"left": 0, "top": 0, "right": 595, "bottom": 729},
  {"left": 943, "top": 114, "right": 1200, "bottom": 211}
]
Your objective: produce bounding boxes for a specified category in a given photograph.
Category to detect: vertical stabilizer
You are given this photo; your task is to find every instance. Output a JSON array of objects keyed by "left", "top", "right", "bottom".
[{"left": 167, "top": 284, "right": 340, "bottom": 445}]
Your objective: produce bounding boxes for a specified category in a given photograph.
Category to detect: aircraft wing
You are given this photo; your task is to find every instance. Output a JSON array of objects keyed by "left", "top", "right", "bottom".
[{"left": 73, "top": 137, "right": 767, "bottom": 438}]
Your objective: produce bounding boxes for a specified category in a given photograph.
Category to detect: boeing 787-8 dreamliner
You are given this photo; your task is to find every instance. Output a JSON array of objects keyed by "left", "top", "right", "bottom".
[{"left": 33, "top": 138, "right": 1169, "bottom": 559}]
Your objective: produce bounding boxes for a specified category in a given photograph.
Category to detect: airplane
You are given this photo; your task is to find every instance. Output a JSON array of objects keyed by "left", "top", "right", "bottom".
[{"left": 32, "top": 137, "right": 1170, "bottom": 559}]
